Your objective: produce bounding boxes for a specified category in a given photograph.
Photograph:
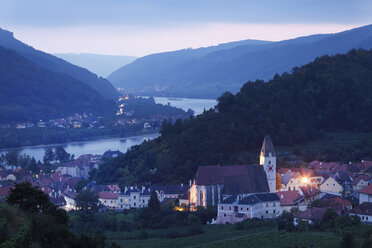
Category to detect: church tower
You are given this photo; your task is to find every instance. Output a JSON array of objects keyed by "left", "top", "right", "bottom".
[{"left": 260, "top": 135, "right": 276, "bottom": 192}]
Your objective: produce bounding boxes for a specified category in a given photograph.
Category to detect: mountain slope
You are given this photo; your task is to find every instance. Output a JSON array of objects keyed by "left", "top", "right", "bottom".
[
  {"left": 96, "top": 49, "right": 372, "bottom": 184},
  {"left": 54, "top": 53, "right": 137, "bottom": 78},
  {"left": 0, "top": 46, "right": 115, "bottom": 123},
  {"left": 0, "top": 28, "right": 119, "bottom": 100},
  {"left": 108, "top": 25, "right": 372, "bottom": 98}
]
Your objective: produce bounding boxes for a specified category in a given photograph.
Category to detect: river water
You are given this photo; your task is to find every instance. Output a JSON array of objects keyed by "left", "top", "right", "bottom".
[{"left": 0, "top": 97, "right": 217, "bottom": 161}]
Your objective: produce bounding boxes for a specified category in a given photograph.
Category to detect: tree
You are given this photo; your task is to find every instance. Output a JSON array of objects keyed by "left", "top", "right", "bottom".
[
  {"left": 43, "top": 148, "right": 55, "bottom": 164},
  {"left": 55, "top": 146, "right": 71, "bottom": 163},
  {"left": 276, "top": 173, "right": 282, "bottom": 190},
  {"left": 6, "top": 182, "right": 51, "bottom": 213},
  {"left": 5, "top": 150, "right": 20, "bottom": 167},
  {"left": 148, "top": 190, "right": 160, "bottom": 212},
  {"left": 322, "top": 208, "right": 338, "bottom": 224},
  {"left": 75, "top": 189, "right": 100, "bottom": 212},
  {"left": 89, "top": 168, "right": 97, "bottom": 181}
]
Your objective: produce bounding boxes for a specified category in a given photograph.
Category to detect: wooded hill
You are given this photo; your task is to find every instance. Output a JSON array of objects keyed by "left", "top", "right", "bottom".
[
  {"left": 109, "top": 24, "right": 372, "bottom": 98},
  {"left": 0, "top": 46, "right": 116, "bottom": 124},
  {"left": 95, "top": 49, "right": 372, "bottom": 185}
]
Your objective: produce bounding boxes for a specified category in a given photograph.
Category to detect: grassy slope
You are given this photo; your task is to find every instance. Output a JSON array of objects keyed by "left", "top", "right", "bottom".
[{"left": 106, "top": 225, "right": 344, "bottom": 248}]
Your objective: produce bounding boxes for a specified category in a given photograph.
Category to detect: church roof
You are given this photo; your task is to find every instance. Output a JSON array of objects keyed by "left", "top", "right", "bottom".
[
  {"left": 222, "top": 165, "right": 269, "bottom": 195},
  {"left": 194, "top": 165, "right": 269, "bottom": 194},
  {"left": 260, "top": 135, "right": 276, "bottom": 157}
]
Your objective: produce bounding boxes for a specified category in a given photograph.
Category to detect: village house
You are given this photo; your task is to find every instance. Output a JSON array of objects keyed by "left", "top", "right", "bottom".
[
  {"left": 351, "top": 175, "right": 370, "bottom": 191},
  {"left": 189, "top": 136, "right": 276, "bottom": 208},
  {"left": 349, "top": 202, "right": 372, "bottom": 224},
  {"left": 320, "top": 176, "right": 343, "bottom": 195},
  {"left": 276, "top": 190, "right": 306, "bottom": 212},
  {"left": 216, "top": 193, "right": 280, "bottom": 224},
  {"left": 118, "top": 186, "right": 151, "bottom": 209},
  {"left": 298, "top": 186, "right": 321, "bottom": 205},
  {"left": 293, "top": 207, "right": 328, "bottom": 226},
  {"left": 359, "top": 183, "right": 372, "bottom": 204},
  {"left": 151, "top": 184, "right": 189, "bottom": 203},
  {"left": 98, "top": 192, "right": 119, "bottom": 209},
  {"left": 62, "top": 189, "right": 78, "bottom": 210}
]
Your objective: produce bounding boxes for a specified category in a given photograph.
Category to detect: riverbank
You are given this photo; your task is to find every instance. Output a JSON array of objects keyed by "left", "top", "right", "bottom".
[{"left": 0, "top": 124, "right": 158, "bottom": 150}]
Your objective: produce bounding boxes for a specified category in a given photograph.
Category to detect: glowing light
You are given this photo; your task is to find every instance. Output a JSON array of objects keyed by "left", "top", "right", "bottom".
[
  {"left": 302, "top": 177, "right": 309, "bottom": 184},
  {"left": 174, "top": 206, "right": 185, "bottom": 212}
]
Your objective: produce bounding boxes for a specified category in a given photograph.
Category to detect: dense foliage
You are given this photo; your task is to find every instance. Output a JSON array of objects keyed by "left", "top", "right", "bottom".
[
  {"left": 96, "top": 49, "right": 372, "bottom": 184},
  {"left": 1, "top": 182, "right": 119, "bottom": 248},
  {"left": 0, "top": 46, "right": 116, "bottom": 124}
]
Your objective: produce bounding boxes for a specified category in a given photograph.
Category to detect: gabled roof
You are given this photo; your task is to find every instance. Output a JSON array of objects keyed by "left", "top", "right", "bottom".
[
  {"left": 299, "top": 186, "right": 321, "bottom": 197},
  {"left": 359, "top": 184, "right": 372, "bottom": 195},
  {"left": 351, "top": 175, "right": 370, "bottom": 186},
  {"left": 107, "top": 184, "right": 121, "bottom": 191},
  {"left": 350, "top": 202, "right": 372, "bottom": 216},
  {"left": 260, "top": 135, "right": 275, "bottom": 157},
  {"left": 276, "top": 191, "right": 303, "bottom": 206}
]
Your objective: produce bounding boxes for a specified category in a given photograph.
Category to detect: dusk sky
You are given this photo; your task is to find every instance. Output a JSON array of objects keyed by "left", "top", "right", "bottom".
[{"left": 1, "top": 0, "right": 372, "bottom": 56}]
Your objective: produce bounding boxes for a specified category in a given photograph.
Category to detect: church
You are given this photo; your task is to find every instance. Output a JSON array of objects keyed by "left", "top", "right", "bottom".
[{"left": 189, "top": 136, "right": 277, "bottom": 208}]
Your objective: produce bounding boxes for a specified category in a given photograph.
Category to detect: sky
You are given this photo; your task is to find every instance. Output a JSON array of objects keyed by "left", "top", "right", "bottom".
[{"left": 0, "top": 0, "right": 371, "bottom": 56}]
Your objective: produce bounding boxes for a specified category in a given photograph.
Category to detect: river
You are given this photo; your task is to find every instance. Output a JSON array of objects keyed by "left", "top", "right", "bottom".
[{"left": 0, "top": 97, "right": 217, "bottom": 161}]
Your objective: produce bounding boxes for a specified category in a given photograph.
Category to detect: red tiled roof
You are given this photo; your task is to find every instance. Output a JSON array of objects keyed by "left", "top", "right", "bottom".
[
  {"left": 107, "top": 184, "right": 121, "bottom": 191},
  {"left": 98, "top": 192, "right": 119, "bottom": 199},
  {"left": 360, "top": 184, "right": 372, "bottom": 195},
  {"left": 351, "top": 175, "right": 370, "bottom": 186},
  {"left": 299, "top": 186, "right": 321, "bottom": 197},
  {"left": 350, "top": 202, "right": 372, "bottom": 216},
  {"left": 276, "top": 191, "right": 303, "bottom": 206}
]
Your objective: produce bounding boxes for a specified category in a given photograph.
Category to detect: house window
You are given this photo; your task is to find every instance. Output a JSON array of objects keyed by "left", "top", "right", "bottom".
[
  {"left": 224, "top": 214, "right": 226, "bottom": 217},
  {"left": 143, "top": 199, "right": 145, "bottom": 203},
  {"left": 134, "top": 195, "right": 136, "bottom": 199},
  {"left": 273, "top": 210, "right": 276, "bottom": 213},
  {"left": 247, "top": 207, "right": 249, "bottom": 211},
  {"left": 240, "top": 207, "right": 243, "bottom": 211},
  {"left": 111, "top": 201, "right": 113, "bottom": 203},
  {"left": 273, "top": 203, "right": 275, "bottom": 207},
  {"left": 266, "top": 211, "right": 268, "bottom": 214},
  {"left": 134, "top": 203, "right": 136, "bottom": 206},
  {"left": 120, "top": 199, "right": 122, "bottom": 202},
  {"left": 268, "top": 161, "right": 271, "bottom": 165},
  {"left": 104, "top": 200, "right": 106, "bottom": 203},
  {"left": 229, "top": 207, "right": 231, "bottom": 210},
  {"left": 221, "top": 206, "right": 224, "bottom": 210},
  {"left": 266, "top": 203, "right": 268, "bottom": 207},
  {"left": 367, "top": 217, "right": 369, "bottom": 220},
  {"left": 333, "top": 184, "right": 335, "bottom": 186}
]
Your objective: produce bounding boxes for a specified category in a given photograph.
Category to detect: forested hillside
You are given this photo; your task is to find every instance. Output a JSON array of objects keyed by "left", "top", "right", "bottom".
[
  {"left": 109, "top": 24, "right": 372, "bottom": 98},
  {"left": 0, "top": 46, "right": 116, "bottom": 123},
  {"left": 0, "top": 28, "right": 119, "bottom": 100},
  {"left": 96, "top": 49, "right": 372, "bottom": 185}
]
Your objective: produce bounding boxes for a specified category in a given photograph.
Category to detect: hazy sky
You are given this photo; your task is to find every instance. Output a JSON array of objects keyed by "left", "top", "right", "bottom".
[{"left": 1, "top": 0, "right": 371, "bottom": 56}]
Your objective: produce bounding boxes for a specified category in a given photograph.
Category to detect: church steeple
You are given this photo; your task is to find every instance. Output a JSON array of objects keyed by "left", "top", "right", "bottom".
[
  {"left": 260, "top": 135, "right": 276, "bottom": 157},
  {"left": 260, "top": 135, "right": 276, "bottom": 192}
]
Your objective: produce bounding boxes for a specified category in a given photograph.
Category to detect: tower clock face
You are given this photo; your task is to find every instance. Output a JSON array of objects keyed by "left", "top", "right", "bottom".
[{"left": 268, "top": 166, "right": 273, "bottom": 172}]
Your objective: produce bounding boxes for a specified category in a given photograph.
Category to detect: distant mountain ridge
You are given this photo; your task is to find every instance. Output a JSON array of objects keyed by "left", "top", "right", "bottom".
[
  {"left": 108, "top": 24, "right": 372, "bottom": 98},
  {"left": 0, "top": 28, "right": 119, "bottom": 100},
  {"left": 0, "top": 45, "right": 115, "bottom": 124},
  {"left": 54, "top": 53, "right": 137, "bottom": 78}
]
